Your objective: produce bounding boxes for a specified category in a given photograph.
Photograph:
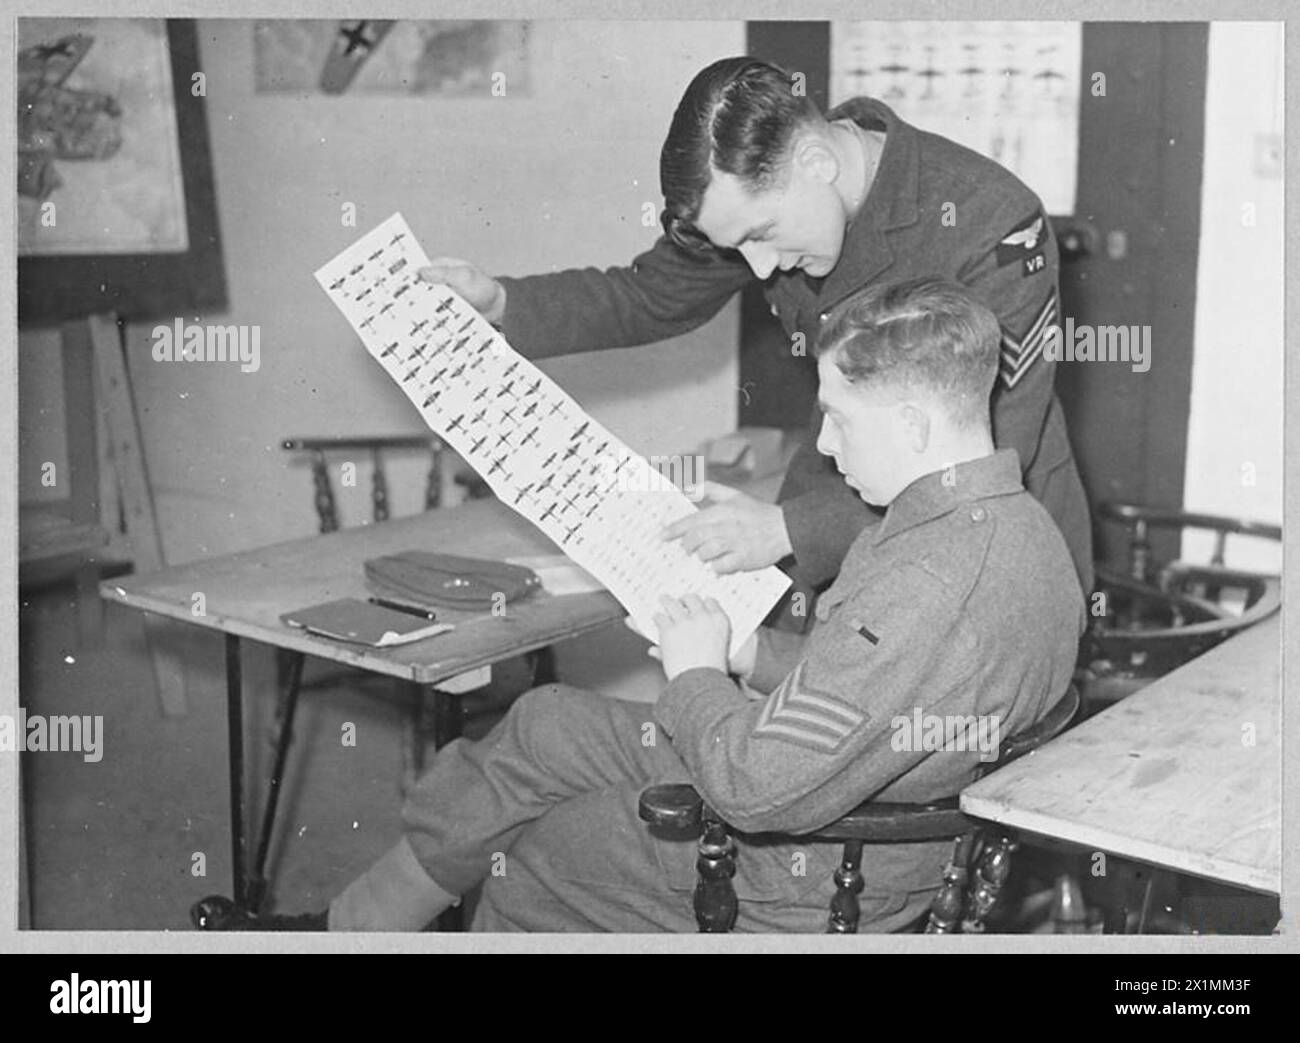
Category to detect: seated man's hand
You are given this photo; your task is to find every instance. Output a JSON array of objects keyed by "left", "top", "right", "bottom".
[
  {"left": 662, "top": 481, "right": 793, "bottom": 573},
  {"left": 626, "top": 615, "right": 757, "bottom": 680},
  {"left": 418, "top": 257, "right": 507, "bottom": 324},
  {"left": 652, "top": 594, "right": 730, "bottom": 682}
]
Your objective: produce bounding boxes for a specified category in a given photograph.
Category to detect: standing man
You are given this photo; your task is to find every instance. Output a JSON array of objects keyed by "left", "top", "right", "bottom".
[{"left": 427, "top": 56, "right": 1092, "bottom": 598}]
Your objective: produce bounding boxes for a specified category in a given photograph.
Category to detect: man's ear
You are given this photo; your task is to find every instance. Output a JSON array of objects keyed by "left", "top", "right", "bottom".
[
  {"left": 791, "top": 132, "right": 840, "bottom": 186},
  {"left": 900, "top": 402, "right": 930, "bottom": 453}
]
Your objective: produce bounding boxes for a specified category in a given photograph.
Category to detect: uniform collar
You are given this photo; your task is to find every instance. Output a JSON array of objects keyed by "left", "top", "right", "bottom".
[
  {"left": 815, "top": 97, "right": 921, "bottom": 308},
  {"left": 874, "top": 449, "right": 1024, "bottom": 545},
  {"left": 828, "top": 97, "right": 920, "bottom": 231}
]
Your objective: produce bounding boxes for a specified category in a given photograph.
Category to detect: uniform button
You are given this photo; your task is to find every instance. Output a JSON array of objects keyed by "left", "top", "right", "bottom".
[
  {"left": 819, "top": 311, "right": 829, "bottom": 323},
  {"left": 970, "top": 506, "right": 987, "bottom": 523},
  {"left": 769, "top": 302, "right": 780, "bottom": 318}
]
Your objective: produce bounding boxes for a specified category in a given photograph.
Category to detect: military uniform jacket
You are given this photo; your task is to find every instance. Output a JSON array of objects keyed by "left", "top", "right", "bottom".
[
  {"left": 498, "top": 97, "right": 1091, "bottom": 592},
  {"left": 652, "top": 450, "right": 1085, "bottom": 906}
]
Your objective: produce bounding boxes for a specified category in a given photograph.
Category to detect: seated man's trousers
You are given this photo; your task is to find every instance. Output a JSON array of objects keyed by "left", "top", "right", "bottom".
[{"left": 340, "top": 684, "right": 938, "bottom": 932}]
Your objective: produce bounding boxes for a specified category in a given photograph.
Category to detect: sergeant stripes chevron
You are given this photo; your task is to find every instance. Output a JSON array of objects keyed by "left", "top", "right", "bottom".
[
  {"left": 753, "top": 662, "right": 867, "bottom": 753},
  {"left": 1000, "top": 291, "right": 1058, "bottom": 390}
]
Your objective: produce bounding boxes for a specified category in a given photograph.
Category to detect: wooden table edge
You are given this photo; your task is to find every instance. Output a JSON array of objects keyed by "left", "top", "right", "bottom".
[
  {"left": 958, "top": 793, "right": 1281, "bottom": 896},
  {"left": 98, "top": 580, "right": 624, "bottom": 686}
]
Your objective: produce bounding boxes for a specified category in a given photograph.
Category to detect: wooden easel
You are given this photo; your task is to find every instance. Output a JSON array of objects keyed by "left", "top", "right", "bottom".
[{"left": 56, "top": 312, "right": 188, "bottom": 716}]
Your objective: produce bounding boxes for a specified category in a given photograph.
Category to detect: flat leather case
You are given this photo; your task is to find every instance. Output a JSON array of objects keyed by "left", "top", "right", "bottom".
[{"left": 365, "top": 550, "right": 541, "bottom": 610}]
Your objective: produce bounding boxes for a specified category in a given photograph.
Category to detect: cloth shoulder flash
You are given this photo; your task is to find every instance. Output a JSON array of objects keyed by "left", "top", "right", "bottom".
[{"left": 996, "top": 208, "right": 1050, "bottom": 278}]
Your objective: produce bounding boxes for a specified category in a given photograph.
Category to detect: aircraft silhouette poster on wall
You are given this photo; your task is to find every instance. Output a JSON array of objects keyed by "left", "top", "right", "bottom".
[{"left": 18, "top": 18, "right": 188, "bottom": 257}]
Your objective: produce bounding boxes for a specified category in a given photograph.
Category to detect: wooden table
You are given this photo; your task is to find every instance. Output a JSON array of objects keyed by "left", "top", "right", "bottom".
[
  {"left": 962, "top": 616, "right": 1280, "bottom": 895},
  {"left": 101, "top": 497, "right": 623, "bottom": 918},
  {"left": 100, "top": 496, "right": 621, "bottom": 684}
]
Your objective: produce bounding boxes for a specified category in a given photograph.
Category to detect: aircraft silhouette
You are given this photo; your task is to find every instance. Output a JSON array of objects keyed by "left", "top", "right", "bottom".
[{"left": 18, "top": 33, "right": 122, "bottom": 200}]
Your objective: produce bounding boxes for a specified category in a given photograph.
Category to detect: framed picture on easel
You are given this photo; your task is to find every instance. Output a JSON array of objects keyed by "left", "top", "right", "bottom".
[{"left": 17, "top": 17, "right": 227, "bottom": 323}]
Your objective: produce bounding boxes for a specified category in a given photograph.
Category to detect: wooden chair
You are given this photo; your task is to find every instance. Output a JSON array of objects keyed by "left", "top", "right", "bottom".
[
  {"left": 638, "top": 684, "right": 1080, "bottom": 933},
  {"left": 281, "top": 435, "right": 445, "bottom": 530},
  {"left": 1080, "top": 503, "right": 1281, "bottom": 709}
]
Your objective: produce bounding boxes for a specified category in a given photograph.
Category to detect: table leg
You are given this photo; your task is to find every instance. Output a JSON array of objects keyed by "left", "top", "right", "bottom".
[
  {"left": 432, "top": 687, "right": 464, "bottom": 749},
  {"left": 528, "top": 645, "right": 557, "bottom": 686},
  {"left": 1135, "top": 871, "right": 1157, "bottom": 933},
  {"left": 246, "top": 650, "right": 306, "bottom": 914},
  {"left": 1100, "top": 857, "right": 1152, "bottom": 934},
  {"left": 224, "top": 634, "right": 246, "bottom": 907},
  {"left": 405, "top": 680, "right": 470, "bottom": 785}
]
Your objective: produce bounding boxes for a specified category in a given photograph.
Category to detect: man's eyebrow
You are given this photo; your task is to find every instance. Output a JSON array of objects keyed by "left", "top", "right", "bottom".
[{"left": 728, "top": 220, "right": 774, "bottom": 249}]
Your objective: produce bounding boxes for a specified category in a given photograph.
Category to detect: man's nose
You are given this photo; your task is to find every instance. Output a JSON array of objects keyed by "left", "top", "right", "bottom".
[
  {"left": 738, "top": 243, "right": 778, "bottom": 280},
  {"left": 815, "top": 414, "right": 835, "bottom": 457}
]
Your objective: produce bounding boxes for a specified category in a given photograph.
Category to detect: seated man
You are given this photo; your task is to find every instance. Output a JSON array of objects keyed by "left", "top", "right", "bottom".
[{"left": 229, "top": 276, "right": 1085, "bottom": 932}]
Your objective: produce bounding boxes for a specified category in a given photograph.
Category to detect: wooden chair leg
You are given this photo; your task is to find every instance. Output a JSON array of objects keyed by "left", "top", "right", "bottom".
[
  {"left": 1051, "top": 871, "right": 1090, "bottom": 933},
  {"left": 963, "top": 831, "right": 1017, "bottom": 932},
  {"left": 926, "top": 834, "right": 974, "bottom": 933},
  {"left": 827, "top": 840, "right": 864, "bottom": 933},
  {"left": 695, "top": 807, "right": 738, "bottom": 932}
]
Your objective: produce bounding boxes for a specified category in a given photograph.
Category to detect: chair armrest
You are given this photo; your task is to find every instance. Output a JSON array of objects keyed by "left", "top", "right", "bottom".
[
  {"left": 639, "top": 783, "right": 704, "bottom": 831},
  {"left": 1097, "top": 502, "right": 1281, "bottom": 542},
  {"left": 1094, "top": 565, "right": 1228, "bottom": 622},
  {"left": 638, "top": 688, "right": 1080, "bottom": 844},
  {"left": 639, "top": 784, "right": 975, "bottom": 844},
  {"left": 1162, "top": 564, "right": 1281, "bottom": 614},
  {"left": 804, "top": 798, "right": 974, "bottom": 843},
  {"left": 1090, "top": 566, "right": 1278, "bottom": 665},
  {"left": 281, "top": 436, "right": 440, "bottom": 452}
]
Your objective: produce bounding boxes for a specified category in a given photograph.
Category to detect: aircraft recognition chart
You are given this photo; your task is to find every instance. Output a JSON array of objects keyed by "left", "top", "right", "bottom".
[{"left": 315, "top": 213, "right": 790, "bottom": 656}]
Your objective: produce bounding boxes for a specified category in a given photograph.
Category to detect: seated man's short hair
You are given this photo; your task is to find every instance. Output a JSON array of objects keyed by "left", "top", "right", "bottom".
[{"left": 814, "top": 277, "right": 1002, "bottom": 429}]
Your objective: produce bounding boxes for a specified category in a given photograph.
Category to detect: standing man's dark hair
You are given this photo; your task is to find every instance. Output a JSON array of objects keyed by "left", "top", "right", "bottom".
[{"left": 660, "top": 57, "right": 822, "bottom": 249}]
